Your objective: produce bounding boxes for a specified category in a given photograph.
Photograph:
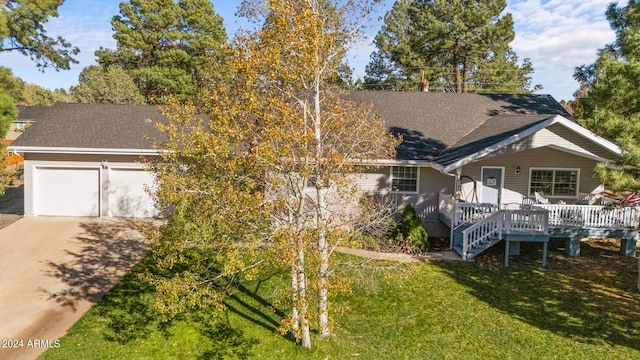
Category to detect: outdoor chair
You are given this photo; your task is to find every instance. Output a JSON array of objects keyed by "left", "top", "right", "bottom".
[{"left": 534, "top": 192, "right": 549, "bottom": 204}]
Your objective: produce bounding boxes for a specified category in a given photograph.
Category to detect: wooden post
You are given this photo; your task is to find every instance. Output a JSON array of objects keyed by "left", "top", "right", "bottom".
[
  {"left": 565, "top": 237, "right": 580, "bottom": 256},
  {"left": 504, "top": 240, "right": 510, "bottom": 267},
  {"left": 620, "top": 233, "right": 637, "bottom": 257}
]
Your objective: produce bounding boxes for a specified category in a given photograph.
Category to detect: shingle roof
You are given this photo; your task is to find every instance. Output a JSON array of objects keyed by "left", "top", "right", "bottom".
[
  {"left": 348, "top": 91, "right": 572, "bottom": 162},
  {"left": 10, "top": 103, "right": 167, "bottom": 150},
  {"left": 16, "top": 105, "right": 50, "bottom": 121},
  {"left": 12, "top": 93, "right": 572, "bottom": 162}
]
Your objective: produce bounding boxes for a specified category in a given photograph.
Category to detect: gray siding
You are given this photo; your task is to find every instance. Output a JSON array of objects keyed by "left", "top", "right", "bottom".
[
  {"left": 459, "top": 147, "right": 604, "bottom": 205},
  {"left": 531, "top": 124, "right": 617, "bottom": 161},
  {"left": 22, "top": 153, "right": 158, "bottom": 216},
  {"left": 390, "top": 167, "right": 454, "bottom": 238},
  {"left": 356, "top": 166, "right": 454, "bottom": 238}
]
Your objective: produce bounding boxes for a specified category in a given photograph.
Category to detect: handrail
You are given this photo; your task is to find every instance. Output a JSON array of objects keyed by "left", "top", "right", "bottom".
[
  {"left": 461, "top": 211, "right": 503, "bottom": 260},
  {"left": 460, "top": 209, "right": 549, "bottom": 260},
  {"left": 454, "top": 202, "right": 499, "bottom": 227}
]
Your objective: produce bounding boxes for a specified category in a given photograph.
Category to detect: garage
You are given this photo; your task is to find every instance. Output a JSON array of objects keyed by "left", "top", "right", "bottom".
[
  {"left": 35, "top": 167, "right": 101, "bottom": 216},
  {"left": 6, "top": 103, "right": 168, "bottom": 218},
  {"left": 108, "top": 168, "right": 157, "bottom": 218}
]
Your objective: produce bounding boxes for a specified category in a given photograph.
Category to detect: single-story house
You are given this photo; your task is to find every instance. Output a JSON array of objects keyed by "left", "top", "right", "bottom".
[
  {"left": 8, "top": 93, "right": 637, "bottom": 261},
  {"left": 348, "top": 92, "right": 636, "bottom": 262}
]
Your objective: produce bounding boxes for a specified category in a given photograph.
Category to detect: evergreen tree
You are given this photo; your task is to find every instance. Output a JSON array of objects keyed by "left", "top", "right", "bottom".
[
  {"left": 72, "top": 65, "right": 146, "bottom": 104},
  {"left": 0, "top": 0, "right": 79, "bottom": 70},
  {"left": 365, "top": 0, "right": 539, "bottom": 93},
  {"left": 96, "top": 0, "right": 228, "bottom": 105},
  {"left": 574, "top": 0, "right": 640, "bottom": 191},
  {"left": 0, "top": 67, "right": 26, "bottom": 103}
]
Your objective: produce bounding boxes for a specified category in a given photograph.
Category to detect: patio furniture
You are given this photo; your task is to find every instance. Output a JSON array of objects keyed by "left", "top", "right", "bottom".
[{"left": 534, "top": 192, "right": 549, "bottom": 204}]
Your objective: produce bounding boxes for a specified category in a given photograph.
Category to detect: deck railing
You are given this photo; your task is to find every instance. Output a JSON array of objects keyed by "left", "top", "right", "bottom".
[
  {"left": 438, "top": 192, "right": 456, "bottom": 225},
  {"left": 503, "top": 209, "right": 549, "bottom": 234},
  {"left": 438, "top": 192, "right": 500, "bottom": 228},
  {"left": 461, "top": 211, "right": 502, "bottom": 260},
  {"left": 534, "top": 204, "right": 640, "bottom": 229},
  {"left": 460, "top": 209, "right": 549, "bottom": 260}
]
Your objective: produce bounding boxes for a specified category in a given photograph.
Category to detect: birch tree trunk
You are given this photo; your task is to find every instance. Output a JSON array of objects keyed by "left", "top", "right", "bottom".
[
  {"left": 311, "top": 74, "right": 330, "bottom": 338},
  {"left": 296, "top": 234, "right": 311, "bottom": 348}
]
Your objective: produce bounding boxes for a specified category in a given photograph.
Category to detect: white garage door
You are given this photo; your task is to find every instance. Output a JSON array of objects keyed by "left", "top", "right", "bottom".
[
  {"left": 35, "top": 167, "right": 100, "bottom": 216},
  {"left": 108, "top": 168, "right": 157, "bottom": 218}
]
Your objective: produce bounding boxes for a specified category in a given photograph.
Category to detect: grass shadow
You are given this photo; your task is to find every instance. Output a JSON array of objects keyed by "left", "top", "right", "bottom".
[
  {"left": 77, "top": 243, "right": 289, "bottom": 356},
  {"left": 432, "top": 238, "right": 640, "bottom": 350}
]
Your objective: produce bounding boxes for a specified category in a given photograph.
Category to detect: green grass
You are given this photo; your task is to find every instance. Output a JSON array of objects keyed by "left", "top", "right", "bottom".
[{"left": 41, "top": 241, "right": 640, "bottom": 359}]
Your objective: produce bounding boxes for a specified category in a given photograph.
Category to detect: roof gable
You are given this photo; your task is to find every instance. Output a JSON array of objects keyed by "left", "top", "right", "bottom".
[{"left": 349, "top": 91, "right": 581, "bottom": 165}]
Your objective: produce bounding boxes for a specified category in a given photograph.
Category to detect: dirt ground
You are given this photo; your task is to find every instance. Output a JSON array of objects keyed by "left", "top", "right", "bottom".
[
  {"left": 0, "top": 175, "right": 24, "bottom": 230},
  {"left": 474, "top": 236, "right": 639, "bottom": 271}
]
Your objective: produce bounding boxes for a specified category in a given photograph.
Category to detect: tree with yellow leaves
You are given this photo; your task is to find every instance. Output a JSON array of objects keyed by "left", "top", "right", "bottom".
[{"left": 148, "top": 0, "right": 397, "bottom": 348}]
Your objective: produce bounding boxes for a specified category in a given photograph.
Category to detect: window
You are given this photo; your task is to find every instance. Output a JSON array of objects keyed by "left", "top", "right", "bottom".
[
  {"left": 530, "top": 169, "right": 578, "bottom": 196},
  {"left": 391, "top": 166, "right": 418, "bottom": 193}
]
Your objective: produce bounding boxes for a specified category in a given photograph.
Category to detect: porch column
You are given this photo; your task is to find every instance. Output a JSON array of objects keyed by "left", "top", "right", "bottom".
[{"left": 454, "top": 168, "right": 462, "bottom": 201}]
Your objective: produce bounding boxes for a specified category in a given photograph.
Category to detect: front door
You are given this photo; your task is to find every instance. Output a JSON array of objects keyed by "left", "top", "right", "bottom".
[{"left": 481, "top": 167, "right": 503, "bottom": 204}]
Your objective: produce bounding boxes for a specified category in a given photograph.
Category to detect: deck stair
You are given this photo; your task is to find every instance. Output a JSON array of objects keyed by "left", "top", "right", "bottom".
[
  {"left": 453, "top": 209, "right": 550, "bottom": 261},
  {"left": 438, "top": 192, "right": 639, "bottom": 262}
]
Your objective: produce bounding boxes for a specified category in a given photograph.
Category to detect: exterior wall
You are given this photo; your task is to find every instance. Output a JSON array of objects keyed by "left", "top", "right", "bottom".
[
  {"left": 356, "top": 167, "right": 390, "bottom": 194},
  {"left": 489, "top": 123, "right": 617, "bottom": 162},
  {"left": 530, "top": 124, "right": 615, "bottom": 161},
  {"left": 359, "top": 166, "right": 454, "bottom": 238},
  {"left": 22, "top": 152, "right": 156, "bottom": 216},
  {"left": 458, "top": 147, "right": 604, "bottom": 206}
]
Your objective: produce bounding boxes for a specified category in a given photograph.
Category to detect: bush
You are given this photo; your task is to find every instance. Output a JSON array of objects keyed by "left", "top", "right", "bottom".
[{"left": 398, "top": 204, "right": 428, "bottom": 251}]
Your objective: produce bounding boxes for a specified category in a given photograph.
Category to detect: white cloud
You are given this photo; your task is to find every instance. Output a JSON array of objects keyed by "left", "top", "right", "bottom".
[{"left": 507, "top": 0, "right": 616, "bottom": 99}]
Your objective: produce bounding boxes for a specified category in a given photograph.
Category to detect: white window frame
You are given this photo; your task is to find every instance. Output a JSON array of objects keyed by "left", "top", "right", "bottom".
[
  {"left": 528, "top": 167, "right": 580, "bottom": 197},
  {"left": 390, "top": 166, "right": 419, "bottom": 194}
]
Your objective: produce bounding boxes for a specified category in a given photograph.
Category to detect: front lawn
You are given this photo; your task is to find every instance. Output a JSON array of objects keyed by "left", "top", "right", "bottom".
[{"left": 41, "top": 240, "right": 640, "bottom": 359}]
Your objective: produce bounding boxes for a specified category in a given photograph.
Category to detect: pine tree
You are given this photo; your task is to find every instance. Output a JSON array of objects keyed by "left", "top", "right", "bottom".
[
  {"left": 96, "top": 0, "right": 228, "bottom": 106},
  {"left": 574, "top": 0, "right": 640, "bottom": 191},
  {"left": 0, "top": 0, "right": 79, "bottom": 70},
  {"left": 365, "top": 0, "right": 539, "bottom": 93},
  {"left": 71, "top": 65, "right": 146, "bottom": 104}
]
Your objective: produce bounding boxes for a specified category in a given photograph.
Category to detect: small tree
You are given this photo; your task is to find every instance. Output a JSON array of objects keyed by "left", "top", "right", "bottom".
[
  {"left": 399, "top": 204, "right": 429, "bottom": 251},
  {"left": 148, "top": 0, "right": 398, "bottom": 349},
  {"left": 0, "top": 91, "right": 17, "bottom": 196}
]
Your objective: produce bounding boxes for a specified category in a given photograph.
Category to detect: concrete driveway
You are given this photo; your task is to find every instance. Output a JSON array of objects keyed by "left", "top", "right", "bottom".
[{"left": 0, "top": 217, "right": 149, "bottom": 360}]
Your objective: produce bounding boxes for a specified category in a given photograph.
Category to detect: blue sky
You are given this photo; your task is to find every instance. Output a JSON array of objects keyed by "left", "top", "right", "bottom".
[{"left": 0, "top": 0, "right": 616, "bottom": 101}]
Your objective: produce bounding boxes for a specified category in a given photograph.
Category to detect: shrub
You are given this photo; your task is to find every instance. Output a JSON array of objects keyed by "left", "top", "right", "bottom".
[{"left": 398, "top": 204, "right": 428, "bottom": 251}]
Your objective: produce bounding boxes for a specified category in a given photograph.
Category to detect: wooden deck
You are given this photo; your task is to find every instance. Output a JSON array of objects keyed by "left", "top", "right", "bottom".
[{"left": 437, "top": 192, "right": 639, "bottom": 263}]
